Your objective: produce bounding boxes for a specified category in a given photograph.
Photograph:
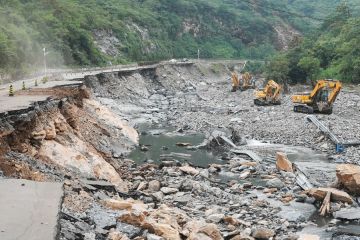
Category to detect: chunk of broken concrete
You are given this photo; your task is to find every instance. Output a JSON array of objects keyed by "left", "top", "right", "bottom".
[
  {"left": 308, "top": 187, "right": 353, "bottom": 204},
  {"left": 336, "top": 164, "right": 360, "bottom": 194},
  {"left": 276, "top": 152, "right": 293, "bottom": 172}
]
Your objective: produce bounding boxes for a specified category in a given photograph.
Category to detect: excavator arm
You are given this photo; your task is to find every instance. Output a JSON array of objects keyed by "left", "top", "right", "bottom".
[{"left": 327, "top": 80, "right": 342, "bottom": 105}]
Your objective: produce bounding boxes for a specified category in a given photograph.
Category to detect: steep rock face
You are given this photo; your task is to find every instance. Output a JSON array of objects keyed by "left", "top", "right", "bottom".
[{"left": 93, "top": 29, "right": 122, "bottom": 57}]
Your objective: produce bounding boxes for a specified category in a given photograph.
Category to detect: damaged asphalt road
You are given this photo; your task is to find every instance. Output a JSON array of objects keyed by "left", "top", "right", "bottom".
[{"left": 1, "top": 60, "right": 360, "bottom": 240}]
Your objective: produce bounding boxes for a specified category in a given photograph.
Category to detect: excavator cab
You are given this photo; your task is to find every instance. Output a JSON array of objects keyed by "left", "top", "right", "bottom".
[
  {"left": 254, "top": 80, "right": 282, "bottom": 106},
  {"left": 292, "top": 79, "right": 342, "bottom": 114}
]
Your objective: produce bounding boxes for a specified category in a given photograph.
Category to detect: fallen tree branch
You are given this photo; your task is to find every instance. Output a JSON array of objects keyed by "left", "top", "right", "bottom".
[{"left": 319, "top": 191, "right": 331, "bottom": 216}]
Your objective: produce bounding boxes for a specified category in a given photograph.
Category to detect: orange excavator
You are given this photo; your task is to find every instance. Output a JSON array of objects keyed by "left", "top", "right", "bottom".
[{"left": 291, "top": 79, "right": 342, "bottom": 114}]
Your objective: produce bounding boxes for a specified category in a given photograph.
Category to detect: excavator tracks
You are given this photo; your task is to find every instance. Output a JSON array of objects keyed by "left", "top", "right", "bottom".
[
  {"left": 293, "top": 105, "right": 314, "bottom": 114},
  {"left": 254, "top": 99, "right": 281, "bottom": 106},
  {"left": 254, "top": 99, "right": 267, "bottom": 106}
]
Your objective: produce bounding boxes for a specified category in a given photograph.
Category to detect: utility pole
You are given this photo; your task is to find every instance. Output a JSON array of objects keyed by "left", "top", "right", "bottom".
[
  {"left": 43, "top": 47, "right": 48, "bottom": 77},
  {"left": 197, "top": 49, "right": 200, "bottom": 61}
]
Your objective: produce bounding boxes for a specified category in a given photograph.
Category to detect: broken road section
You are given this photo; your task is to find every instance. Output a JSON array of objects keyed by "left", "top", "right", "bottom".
[{"left": 0, "top": 179, "right": 63, "bottom": 240}]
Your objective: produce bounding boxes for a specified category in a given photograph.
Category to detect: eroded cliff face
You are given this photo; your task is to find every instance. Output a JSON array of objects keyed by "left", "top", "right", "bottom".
[{"left": 0, "top": 86, "right": 138, "bottom": 191}]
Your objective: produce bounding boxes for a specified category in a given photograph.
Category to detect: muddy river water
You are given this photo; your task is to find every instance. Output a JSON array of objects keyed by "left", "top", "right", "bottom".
[{"left": 129, "top": 126, "right": 223, "bottom": 167}]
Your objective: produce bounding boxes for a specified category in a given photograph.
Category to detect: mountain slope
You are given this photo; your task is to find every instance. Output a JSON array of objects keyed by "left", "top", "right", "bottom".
[{"left": 0, "top": 0, "right": 356, "bottom": 76}]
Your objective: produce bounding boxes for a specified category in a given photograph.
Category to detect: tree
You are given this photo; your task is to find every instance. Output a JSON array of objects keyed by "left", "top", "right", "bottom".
[
  {"left": 298, "top": 56, "right": 321, "bottom": 83},
  {"left": 265, "top": 54, "right": 290, "bottom": 92}
]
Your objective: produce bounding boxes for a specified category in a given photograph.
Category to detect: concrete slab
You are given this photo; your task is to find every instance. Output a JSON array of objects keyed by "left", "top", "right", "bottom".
[
  {"left": 294, "top": 162, "right": 337, "bottom": 187},
  {"left": 0, "top": 179, "right": 63, "bottom": 240},
  {"left": 277, "top": 201, "right": 317, "bottom": 222}
]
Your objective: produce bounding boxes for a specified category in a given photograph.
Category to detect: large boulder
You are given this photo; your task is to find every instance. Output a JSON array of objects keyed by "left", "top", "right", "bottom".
[
  {"left": 336, "top": 164, "right": 360, "bottom": 194},
  {"left": 276, "top": 152, "right": 293, "bottom": 172},
  {"left": 118, "top": 204, "right": 189, "bottom": 240}
]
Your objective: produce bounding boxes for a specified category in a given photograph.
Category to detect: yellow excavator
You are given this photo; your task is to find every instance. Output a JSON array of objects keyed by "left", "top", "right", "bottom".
[
  {"left": 231, "top": 71, "right": 255, "bottom": 92},
  {"left": 254, "top": 80, "right": 282, "bottom": 106},
  {"left": 292, "top": 79, "right": 342, "bottom": 114},
  {"left": 240, "top": 72, "right": 255, "bottom": 91},
  {"left": 231, "top": 72, "right": 240, "bottom": 92}
]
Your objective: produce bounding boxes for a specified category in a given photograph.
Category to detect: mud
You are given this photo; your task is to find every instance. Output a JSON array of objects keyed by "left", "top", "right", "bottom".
[{"left": 1, "top": 61, "right": 360, "bottom": 240}]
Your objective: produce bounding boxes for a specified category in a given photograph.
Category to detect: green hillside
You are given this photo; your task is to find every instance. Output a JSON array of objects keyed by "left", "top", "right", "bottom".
[
  {"left": 266, "top": 3, "right": 360, "bottom": 83},
  {"left": 0, "top": 0, "right": 355, "bottom": 77}
]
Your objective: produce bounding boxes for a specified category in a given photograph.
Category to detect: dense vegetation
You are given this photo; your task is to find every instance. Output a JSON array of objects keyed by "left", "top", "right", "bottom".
[
  {"left": 266, "top": 3, "right": 360, "bottom": 84},
  {"left": 0, "top": 0, "right": 357, "bottom": 78}
]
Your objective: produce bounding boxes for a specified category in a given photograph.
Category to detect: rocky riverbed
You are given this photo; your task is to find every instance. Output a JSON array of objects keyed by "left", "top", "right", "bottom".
[{"left": 1, "top": 61, "right": 360, "bottom": 240}]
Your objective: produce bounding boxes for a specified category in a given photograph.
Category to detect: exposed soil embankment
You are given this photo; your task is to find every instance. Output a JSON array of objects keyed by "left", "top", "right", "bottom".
[{"left": 0, "top": 86, "right": 138, "bottom": 191}]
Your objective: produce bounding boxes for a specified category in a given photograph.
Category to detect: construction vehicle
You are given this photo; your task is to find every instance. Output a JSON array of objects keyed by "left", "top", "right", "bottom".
[
  {"left": 254, "top": 80, "right": 282, "bottom": 106},
  {"left": 240, "top": 72, "right": 255, "bottom": 91},
  {"left": 291, "top": 79, "right": 342, "bottom": 114},
  {"left": 231, "top": 72, "right": 240, "bottom": 92},
  {"left": 230, "top": 71, "right": 255, "bottom": 92}
]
